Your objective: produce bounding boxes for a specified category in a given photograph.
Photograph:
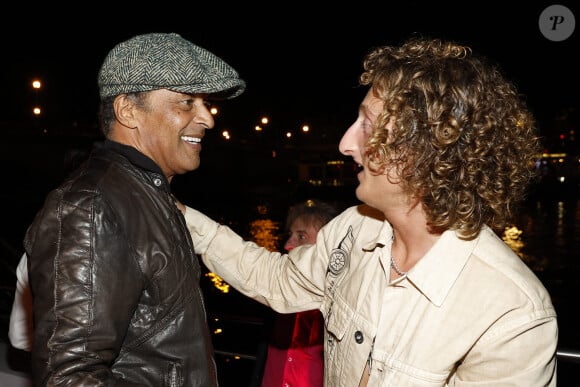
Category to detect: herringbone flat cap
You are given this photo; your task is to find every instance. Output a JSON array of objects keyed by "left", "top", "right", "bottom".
[{"left": 98, "top": 33, "right": 245, "bottom": 99}]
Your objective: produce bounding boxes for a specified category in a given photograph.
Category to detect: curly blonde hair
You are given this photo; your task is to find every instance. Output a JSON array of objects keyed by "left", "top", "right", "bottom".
[{"left": 361, "top": 37, "right": 541, "bottom": 239}]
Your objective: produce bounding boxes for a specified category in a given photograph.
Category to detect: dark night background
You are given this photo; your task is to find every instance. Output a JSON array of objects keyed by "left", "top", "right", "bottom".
[
  {"left": 1, "top": 2, "right": 578, "bottom": 141},
  {"left": 2, "top": 2, "right": 577, "bottom": 220}
]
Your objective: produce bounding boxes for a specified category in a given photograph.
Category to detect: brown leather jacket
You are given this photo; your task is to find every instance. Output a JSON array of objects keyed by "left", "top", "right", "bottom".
[{"left": 24, "top": 140, "right": 217, "bottom": 386}]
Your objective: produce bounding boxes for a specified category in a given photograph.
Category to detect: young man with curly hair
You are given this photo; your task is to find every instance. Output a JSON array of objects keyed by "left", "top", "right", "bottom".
[{"left": 183, "top": 36, "right": 559, "bottom": 385}]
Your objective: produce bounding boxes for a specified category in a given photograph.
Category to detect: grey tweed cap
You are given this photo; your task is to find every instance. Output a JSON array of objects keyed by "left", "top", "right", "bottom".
[{"left": 98, "top": 32, "right": 245, "bottom": 99}]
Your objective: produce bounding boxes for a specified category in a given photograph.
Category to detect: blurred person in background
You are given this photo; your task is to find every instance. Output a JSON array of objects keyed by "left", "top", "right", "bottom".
[
  {"left": 179, "top": 36, "right": 558, "bottom": 385},
  {"left": 258, "top": 199, "right": 337, "bottom": 387}
]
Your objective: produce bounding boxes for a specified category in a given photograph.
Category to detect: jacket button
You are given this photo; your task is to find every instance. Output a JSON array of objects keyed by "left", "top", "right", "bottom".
[
  {"left": 354, "top": 330, "right": 364, "bottom": 344},
  {"left": 153, "top": 178, "right": 162, "bottom": 186}
]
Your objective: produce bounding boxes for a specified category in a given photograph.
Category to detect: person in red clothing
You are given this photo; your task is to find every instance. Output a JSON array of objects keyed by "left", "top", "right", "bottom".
[{"left": 260, "top": 199, "right": 338, "bottom": 387}]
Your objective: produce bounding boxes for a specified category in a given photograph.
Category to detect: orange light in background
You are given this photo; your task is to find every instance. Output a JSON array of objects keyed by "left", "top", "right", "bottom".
[
  {"left": 205, "top": 272, "right": 230, "bottom": 293},
  {"left": 249, "top": 218, "right": 281, "bottom": 252}
]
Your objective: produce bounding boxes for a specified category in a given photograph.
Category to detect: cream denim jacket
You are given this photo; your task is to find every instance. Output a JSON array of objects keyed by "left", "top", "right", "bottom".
[{"left": 185, "top": 204, "right": 557, "bottom": 386}]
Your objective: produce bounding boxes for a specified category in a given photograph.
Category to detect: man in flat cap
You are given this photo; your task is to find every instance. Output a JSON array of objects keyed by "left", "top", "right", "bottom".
[{"left": 24, "top": 32, "right": 245, "bottom": 386}]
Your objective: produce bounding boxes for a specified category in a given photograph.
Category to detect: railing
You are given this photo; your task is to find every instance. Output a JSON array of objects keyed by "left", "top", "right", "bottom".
[
  {"left": 215, "top": 349, "right": 257, "bottom": 361},
  {"left": 557, "top": 349, "right": 580, "bottom": 364},
  {"left": 214, "top": 344, "right": 580, "bottom": 365}
]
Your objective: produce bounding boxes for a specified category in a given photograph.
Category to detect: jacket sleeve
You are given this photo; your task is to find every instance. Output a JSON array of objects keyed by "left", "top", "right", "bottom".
[
  {"left": 184, "top": 205, "right": 323, "bottom": 313},
  {"left": 454, "top": 312, "right": 557, "bottom": 385},
  {"left": 25, "top": 189, "right": 146, "bottom": 386},
  {"left": 184, "top": 205, "right": 220, "bottom": 254}
]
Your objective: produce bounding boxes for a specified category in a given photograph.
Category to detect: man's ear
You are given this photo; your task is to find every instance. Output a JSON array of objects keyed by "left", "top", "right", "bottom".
[{"left": 113, "top": 94, "right": 138, "bottom": 129}]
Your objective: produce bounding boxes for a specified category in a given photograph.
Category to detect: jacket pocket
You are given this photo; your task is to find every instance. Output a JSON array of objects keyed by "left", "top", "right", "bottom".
[
  {"left": 325, "top": 294, "right": 353, "bottom": 342},
  {"left": 369, "top": 349, "right": 449, "bottom": 386}
]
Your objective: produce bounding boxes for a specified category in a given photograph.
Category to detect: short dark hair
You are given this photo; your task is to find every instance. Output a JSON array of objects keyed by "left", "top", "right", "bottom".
[{"left": 98, "top": 92, "right": 149, "bottom": 137}]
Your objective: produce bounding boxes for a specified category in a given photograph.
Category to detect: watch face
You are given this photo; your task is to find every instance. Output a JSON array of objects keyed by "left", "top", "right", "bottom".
[{"left": 328, "top": 248, "right": 347, "bottom": 275}]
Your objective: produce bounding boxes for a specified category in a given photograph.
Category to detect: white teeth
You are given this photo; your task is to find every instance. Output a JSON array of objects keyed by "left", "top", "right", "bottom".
[{"left": 181, "top": 136, "right": 201, "bottom": 144}]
